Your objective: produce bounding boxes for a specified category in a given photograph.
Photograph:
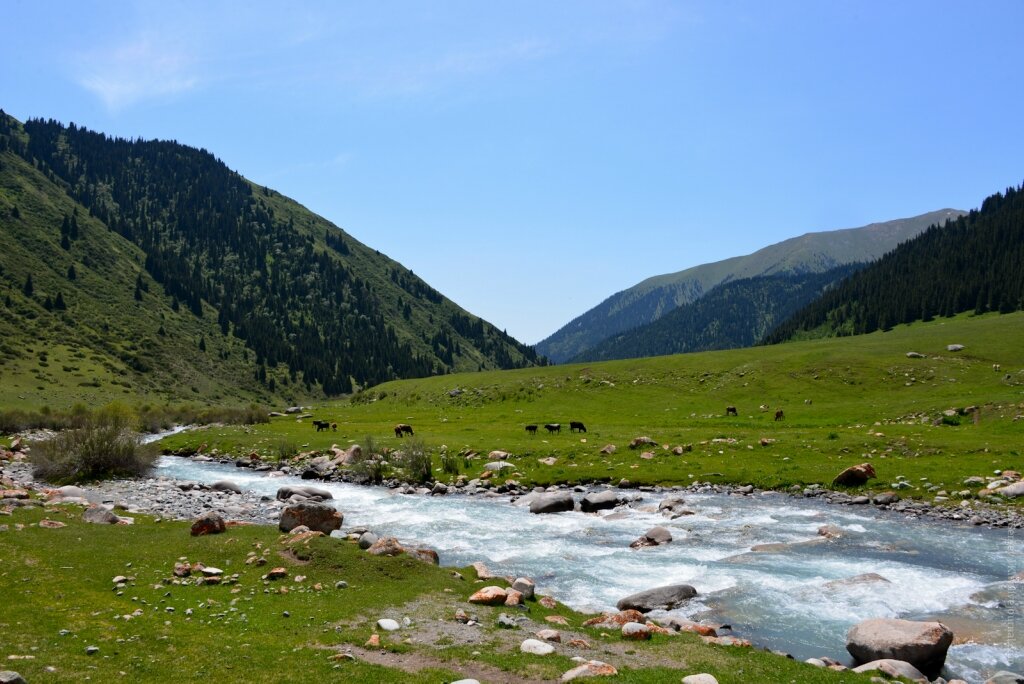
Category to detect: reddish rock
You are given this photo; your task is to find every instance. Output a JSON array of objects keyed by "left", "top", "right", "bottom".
[
  {"left": 265, "top": 567, "right": 288, "bottom": 580},
  {"left": 621, "top": 622, "right": 652, "bottom": 640},
  {"left": 410, "top": 548, "right": 439, "bottom": 565},
  {"left": 546, "top": 615, "right": 569, "bottom": 625},
  {"left": 538, "top": 596, "right": 557, "bottom": 609},
  {"left": 567, "top": 638, "right": 591, "bottom": 649},
  {"left": 504, "top": 589, "right": 524, "bottom": 606},
  {"left": 833, "top": 463, "right": 877, "bottom": 487},
  {"left": 0, "top": 489, "right": 29, "bottom": 499},
  {"left": 365, "top": 634, "right": 380, "bottom": 647},
  {"left": 468, "top": 586, "right": 508, "bottom": 605},
  {"left": 583, "top": 609, "right": 647, "bottom": 629},
  {"left": 366, "top": 537, "right": 405, "bottom": 557},
  {"left": 536, "top": 628, "right": 561, "bottom": 642},
  {"left": 472, "top": 561, "right": 495, "bottom": 579},
  {"left": 38, "top": 519, "right": 66, "bottom": 528},
  {"left": 173, "top": 562, "right": 191, "bottom": 578},
  {"left": 560, "top": 660, "right": 617, "bottom": 680},
  {"left": 190, "top": 512, "right": 226, "bottom": 536}
]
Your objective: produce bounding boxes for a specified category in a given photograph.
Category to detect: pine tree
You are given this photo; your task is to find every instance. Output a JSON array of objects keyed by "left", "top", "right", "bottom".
[
  {"left": 22, "top": 274, "right": 33, "bottom": 296},
  {"left": 67, "top": 264, "right": 77, "bottom": 280},
  {"left": 54, "top": 292, "right": 66, "bottom": 310}
]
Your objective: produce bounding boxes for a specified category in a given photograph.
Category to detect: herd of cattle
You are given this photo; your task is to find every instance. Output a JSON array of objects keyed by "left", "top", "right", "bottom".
[
  {"left": 524, "top": 421, "right": 586, "bottom": 435},
  {"left": 310, "top": 405, "right": 786, "bottom": 438}
]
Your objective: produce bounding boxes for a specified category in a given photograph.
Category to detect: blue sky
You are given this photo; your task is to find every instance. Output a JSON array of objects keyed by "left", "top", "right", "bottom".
[{"left": 3, "top": 1, "right": 1023, "bottom": 344}]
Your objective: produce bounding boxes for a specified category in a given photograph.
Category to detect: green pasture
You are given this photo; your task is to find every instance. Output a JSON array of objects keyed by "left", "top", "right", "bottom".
[
  {"left": 0, "top": 506, "right": 875, "bottom": 683},
  {"left": 159, "top": 311, "right": 1024, "bottom": 498}
]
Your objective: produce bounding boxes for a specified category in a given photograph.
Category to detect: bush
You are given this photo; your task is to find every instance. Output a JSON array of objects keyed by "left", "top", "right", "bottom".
[
  {"left": 275, "top": 439, "right": 298, "bottom": 461},
  {"left": 440, "top": 449, "right": 459, "bottom": 476},
  {"left": 401, "top": 437, "right": 432, "bottom": 484},
  {"left": 350, "top": 435, "right": 387, "bottom": 484},
  {"left": 31, "top": 417, "right": 157, "bottom": 484}
]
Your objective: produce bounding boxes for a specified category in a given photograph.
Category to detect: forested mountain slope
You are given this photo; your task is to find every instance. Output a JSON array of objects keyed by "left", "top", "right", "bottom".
[
  {"left": 574, "top": 264, "right": 862, "bottom": 362},
  {"left": 537, "top": 209, "right": 963, "bottom": 363},
  {"left": 0, "top": 112, "right": 542, "bottom": 408},
  {"left": 765, "top": 184, "right": 1024, "bottom": 342}
]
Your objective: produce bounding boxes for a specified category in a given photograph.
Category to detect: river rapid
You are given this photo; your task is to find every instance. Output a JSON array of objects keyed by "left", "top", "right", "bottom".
[{"left": 156, "top": 454, "right": 1023, "bottom": 682}]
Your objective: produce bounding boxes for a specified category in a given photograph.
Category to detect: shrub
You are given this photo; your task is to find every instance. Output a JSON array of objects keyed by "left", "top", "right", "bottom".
[
  {"left": 440, "top": 449, "right": 459, "bottom": 476},
  {"left": 401, "top": 437, "right": 432, "bottom": 484},
  {"left": 31, "top": 417, "right": 157, "bottom": 484},
  {"left": 275, "top": 439, "right": 298, "bottom": 461},
  {"left": 350, "top": 435, "right": 387, "bottom": 484}
]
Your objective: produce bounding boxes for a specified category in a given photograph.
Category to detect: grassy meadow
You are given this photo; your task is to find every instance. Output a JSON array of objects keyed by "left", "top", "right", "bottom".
[
  {"left": 1, "top": 506, "right": 878, "bottom": 684},
  {"left": 159, "top": 311, "right": 1024, "bottom": 499}
]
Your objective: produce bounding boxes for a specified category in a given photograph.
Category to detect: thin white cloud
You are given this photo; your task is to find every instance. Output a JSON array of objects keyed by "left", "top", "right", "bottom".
[{"left": 75, "top": 34, "right": 199, "bottom": 110}]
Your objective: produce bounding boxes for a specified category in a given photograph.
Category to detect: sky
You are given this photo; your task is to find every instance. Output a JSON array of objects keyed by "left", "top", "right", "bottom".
[{"left": 2, "top": 1, "right": 1023, "bottom": 344}]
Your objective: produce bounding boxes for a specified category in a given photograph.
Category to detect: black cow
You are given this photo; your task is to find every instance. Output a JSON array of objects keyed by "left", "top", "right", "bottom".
[
  {"left": 525, "top": 424, "right": 538, "bottom": 435},
  {"left": 774, "top": 409, "right": 785, "bottom": 422},
  {"left": 394, "top": 423, "right": 414, "bottom": 437},
  {"left": 569, "top": 421, "right": 587, "bottom": 433},
  {"left": 725, "top": 406, "right": 738, "bottom": 417},
  {"left": 544, "top": 423, "right": 561, "bottom": 434},
  {"left": 312, "top": 420, "right": 330, "bottom": 432}
]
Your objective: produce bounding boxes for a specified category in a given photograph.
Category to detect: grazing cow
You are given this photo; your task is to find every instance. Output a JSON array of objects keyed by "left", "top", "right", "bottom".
[
  {"left": 394, "top": 423, "right": 414, "bottom": 437},
  {"left": 312, "top": 420, "right": 329, "bottom": 432},
  {"left": 330, "top": 422, "right": 338, "bottom": 432},
  {"left": 774, "top": 409, "right": 785, "bottom": 422},
  {"left": 544, "top": 423, "right": 561, "bottom": 434},
  {"left": 725, "top": 406, "right": 738, "bottom": 417},
  {"left": 759, "top": 404, "right": 770, "bottom": 411},
  {"left": 570, "top": 421, "right": 587, "bottom": 433},
  {"left": 525, "top": 424, "right": 538, "bottom": 435},
  {"left": 994, "top": 364, "right": 1002, "bottom": 372}
]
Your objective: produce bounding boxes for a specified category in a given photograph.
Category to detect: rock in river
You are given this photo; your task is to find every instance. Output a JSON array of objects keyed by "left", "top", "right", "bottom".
[
  {"left": 529, "top": 491, "right": 575, "bottom": 514},
  {"left": 846, "top": 618, "right": 953, "bottom": 675},
  {"left": 616, "top": 583, "right": 697, "bottom": 612}
]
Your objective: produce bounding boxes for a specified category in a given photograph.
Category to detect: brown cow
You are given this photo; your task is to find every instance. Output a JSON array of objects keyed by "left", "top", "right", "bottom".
[
  {"left": 394, "top": 423, "right": 414, "bottom": 437},
  {"left": 774, "top": 409, "right": 785, "bottom": 421}
]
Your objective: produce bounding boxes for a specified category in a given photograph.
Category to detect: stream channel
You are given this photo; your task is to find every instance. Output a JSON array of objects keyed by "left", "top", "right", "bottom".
[{"left": 154, "top": 454, "right": 1022, "bottom": 682}]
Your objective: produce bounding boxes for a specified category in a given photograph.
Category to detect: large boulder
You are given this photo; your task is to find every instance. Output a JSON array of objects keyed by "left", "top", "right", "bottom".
[
  {"left": 629, "top": 526, "right": 673, "bottom": 549},
  {"left": 580, "top": 490, "right": 620, "bottom": 512},
  {"left": 366, "top": 536, "right": 405, "bottom": 556},
  {"left": 82, "top": 506, "right": 121, "bottom": 525},
  {"left": 616, "top": 584, "right": 697, "bottom": 612},
  {"left": 832, "top": 463, "right": 877, "bottom": 487},
  {"left": 529, "top": 492, "right": 575, "bottom": 514},
  {"left": 276, "top": 485, "right": 333, "bottom": 501},
  {"left": 995, "top": 481, "right": 1024, "bottom": 498},
  {"left": 469, "top": 586, "right": 508, "bottom": 605},
  {"left": 190, "top": 512, "right": 226, "bottom": 536},
  {"left": 279, "top": 502, "right": 343, "bottom": 534},
  {"left": 984, "top": 672, "right": 1024, "bottom": 684},
  {"left": 846, "top": 618, "right": 953, "bottom": 675},
  {"left": 210, "top": 480, "right": 242, "bottom": 494}
]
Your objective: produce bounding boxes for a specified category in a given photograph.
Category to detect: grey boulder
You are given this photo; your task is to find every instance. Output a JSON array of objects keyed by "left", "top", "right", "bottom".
[
  {"left": 529, "top": 492, "right": 575, "bottom": 514},
  {"left": 616, "top": 583, "right": 697, "bottom": 612},
  {"left": 846, "top": 618, "right": 953, "bottom": 675},
  {"left": 580, "top": 490, "right": 620, "bottom": 512}
]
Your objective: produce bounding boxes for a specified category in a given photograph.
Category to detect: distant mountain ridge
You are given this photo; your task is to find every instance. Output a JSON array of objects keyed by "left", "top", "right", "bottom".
[
  {"left": 536, "top": 209, "right": 965, "bottom": 363},
  {"left": 0, "top": 112, "right": 542, "bottom": 407},
  {"left": 765, "top": 184, "right": 1024, "bottom": 342},
  {"left": 573, "top": 263, "right": 863, "bottom": 363}
]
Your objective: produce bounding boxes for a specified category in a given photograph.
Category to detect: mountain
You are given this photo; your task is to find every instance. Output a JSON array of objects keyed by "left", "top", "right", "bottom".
[
  {"left": 573, "top": 263, "right": 863, "bottom": 363},
  {"left": 0, "top": 112, "right": 542, "bottom": 408},
  {"left": 764, "top": 184, "right": 1024, "bottom": 342},
  {"left": 536, "top": 209, "right": 965, "bottom": 363}
]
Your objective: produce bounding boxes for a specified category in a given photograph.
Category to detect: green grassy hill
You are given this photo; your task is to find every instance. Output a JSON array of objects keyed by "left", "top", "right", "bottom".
[
  {"left": 536, "top": 209, "right": 964, "bottom": 363},
  {"left": 0, "top": 113, "right": 542, "bottom": 411},
  {"left": 164, "top": 310, "right": 1024, "bottom": 496}
]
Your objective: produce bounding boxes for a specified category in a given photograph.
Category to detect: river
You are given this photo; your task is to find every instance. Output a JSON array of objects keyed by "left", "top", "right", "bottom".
[{"left": 155, "top": 454, "right": 1023, "bottom": 682}]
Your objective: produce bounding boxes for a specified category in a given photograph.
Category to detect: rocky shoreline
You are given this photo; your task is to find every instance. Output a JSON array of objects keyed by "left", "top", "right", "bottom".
[{"left": 3, "top": 448, "right": 1024, "bottom": 531}]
